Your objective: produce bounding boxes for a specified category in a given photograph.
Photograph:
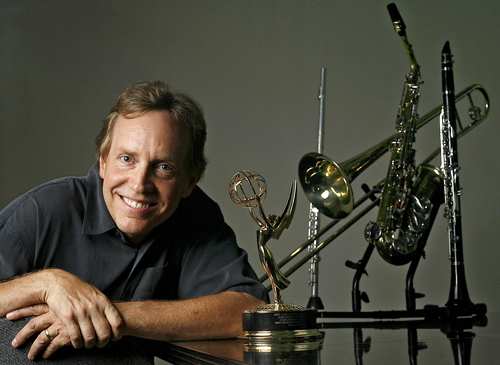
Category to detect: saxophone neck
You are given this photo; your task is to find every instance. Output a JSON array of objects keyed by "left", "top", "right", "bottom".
[
  {"left": 388, "top": 3, "right": 421, "bottom": 81},
  {"left": 402, "top": 36, "right": 420, "bottom": 81},
  {"left": 409, "top": 53, "right": 420, "bottom": 76}
]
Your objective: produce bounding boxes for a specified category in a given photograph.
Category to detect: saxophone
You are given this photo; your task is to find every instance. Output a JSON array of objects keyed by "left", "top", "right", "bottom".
[{"left": 365, "top": 3, "right": 444, "bottom": 265}]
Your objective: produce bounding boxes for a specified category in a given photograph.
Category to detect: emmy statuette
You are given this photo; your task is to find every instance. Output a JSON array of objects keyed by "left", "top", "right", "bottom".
[{"left": 229, "top": 171, "right": 323, "bottom": 349}]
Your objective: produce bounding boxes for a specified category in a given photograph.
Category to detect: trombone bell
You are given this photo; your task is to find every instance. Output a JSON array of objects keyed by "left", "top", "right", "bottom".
[{"left": 299, "top": 152, "right": 354, "bottom": 219}]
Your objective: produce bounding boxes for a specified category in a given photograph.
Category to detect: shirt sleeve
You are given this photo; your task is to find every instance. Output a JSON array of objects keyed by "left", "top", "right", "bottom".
[
  {"left": 177, "top": 222, "right": 268, "bottom": 302},
  {"left": 0, "top": 195, "right": 37, "bottom": 280}
]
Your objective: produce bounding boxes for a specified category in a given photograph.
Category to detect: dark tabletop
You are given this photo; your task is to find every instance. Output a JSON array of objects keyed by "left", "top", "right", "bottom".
[{"left": 159, "top": 313, "right": 497, "bottom": 365}]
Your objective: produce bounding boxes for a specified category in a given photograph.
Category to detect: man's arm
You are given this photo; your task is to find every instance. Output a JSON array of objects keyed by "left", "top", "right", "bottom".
[
  {"left": 0, "top": 271, "right": 46, "bottom": 317},
  {"left": 0, "top": 273, "right": 44, "bottom": 317},
  {"left": 8, "top": 287, "right": 264, "bottom": 360},
  {"left": 115, "top": 291, "right": 264, "bottom": 341}
]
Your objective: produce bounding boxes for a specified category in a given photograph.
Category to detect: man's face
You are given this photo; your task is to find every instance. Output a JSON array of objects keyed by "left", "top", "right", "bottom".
[{"left": 99, "top": 110, "right": 195, "bottom": 244}]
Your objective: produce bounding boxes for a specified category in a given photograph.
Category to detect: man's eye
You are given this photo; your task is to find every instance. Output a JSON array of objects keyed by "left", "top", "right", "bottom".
[
  {"left": 157, "top": 163, "right": 174, "bottom": 175},
  {"left": 119, "top": 155, "right": 132, "bottom": 164}
]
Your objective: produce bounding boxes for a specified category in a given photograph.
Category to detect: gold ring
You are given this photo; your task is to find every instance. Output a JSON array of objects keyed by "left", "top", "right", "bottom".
[{"left": 44, "top": 329, "right": 55, "bottom": 341}]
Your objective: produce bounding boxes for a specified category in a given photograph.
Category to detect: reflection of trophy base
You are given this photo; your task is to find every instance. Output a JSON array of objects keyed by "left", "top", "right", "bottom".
[
  {"left": 242, "top": 303, "right": 323, "bottom": 351},
  {"left": 244, "top": 333, "right": 323, "bottom": 365}
]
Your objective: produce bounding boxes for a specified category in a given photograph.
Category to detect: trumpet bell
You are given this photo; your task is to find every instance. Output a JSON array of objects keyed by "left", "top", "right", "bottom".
[{"left": 299, "top": 152, "right": 354, "bottom": 219}]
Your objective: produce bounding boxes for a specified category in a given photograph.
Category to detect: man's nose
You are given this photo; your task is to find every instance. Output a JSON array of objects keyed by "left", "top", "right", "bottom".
[{"left": 130, "top": 165, "right": 154, "bottom": 193}]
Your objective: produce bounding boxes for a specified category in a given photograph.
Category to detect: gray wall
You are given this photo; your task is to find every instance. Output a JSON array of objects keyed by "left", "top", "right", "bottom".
[{"left": 1, "top": 0, "right": 499, "bottom": 312}]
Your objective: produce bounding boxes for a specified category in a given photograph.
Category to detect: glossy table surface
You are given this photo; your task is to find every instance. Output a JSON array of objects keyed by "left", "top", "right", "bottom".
[{"left": 159, "top": 313, "right": 498, "bottom": 364}]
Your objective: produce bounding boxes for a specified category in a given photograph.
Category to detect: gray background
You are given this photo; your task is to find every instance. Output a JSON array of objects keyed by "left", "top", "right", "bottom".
[{"left": 1, "top": 0, "right": 498, "bottom": 323}]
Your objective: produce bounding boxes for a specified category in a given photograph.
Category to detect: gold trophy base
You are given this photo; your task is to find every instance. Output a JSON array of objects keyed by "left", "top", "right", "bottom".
[{"left": 242, "top": 303, "right": 323, "bottom": 351}]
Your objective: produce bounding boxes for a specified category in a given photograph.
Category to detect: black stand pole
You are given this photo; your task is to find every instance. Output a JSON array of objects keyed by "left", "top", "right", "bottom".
[
  {"left": 353, "top": 328, "right": 371, "bottom": 365},
  {"left": 449, "top": 331, "right": 475, "bottom": 365},
  {"left": 407, "top": 327, "right": 427, "bottom": 365},
  {"left": 346, "top": 243, "right": 375, "bottom": 313},
  {"left": 405, "top": 181, "right": 442, "bottom": 311}
]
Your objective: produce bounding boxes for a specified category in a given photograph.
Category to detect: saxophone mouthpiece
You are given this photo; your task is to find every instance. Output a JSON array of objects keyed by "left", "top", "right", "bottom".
[{"left": 387, "top": 3, "right": 406, "bottom": 36}]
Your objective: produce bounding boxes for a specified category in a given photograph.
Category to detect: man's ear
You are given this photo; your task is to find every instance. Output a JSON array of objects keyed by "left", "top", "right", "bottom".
[
  {"left": 99, "top": 155, "right": 106, "bottom": 179},
  {"left": 182, "top": 177, "right": 197, "bottom": 198}
]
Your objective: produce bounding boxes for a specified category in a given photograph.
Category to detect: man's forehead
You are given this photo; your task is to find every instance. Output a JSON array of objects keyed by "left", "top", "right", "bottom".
[
  {"left": 108, "top": 111, "right": 188, "bottom": 158},
  {"left": 112, "top": 112, "right": 177, "bottom": 137}
]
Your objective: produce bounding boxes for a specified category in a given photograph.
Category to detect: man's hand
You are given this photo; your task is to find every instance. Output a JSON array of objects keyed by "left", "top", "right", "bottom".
[
  {"left": 0, "top": 269, "right": 124, "bottom": 350},
  {"left": 41, "top": 269, "right": 124, "bottom": 349},
  {"left": 8, "top": 304, "right": 71, "bottom": 360}
]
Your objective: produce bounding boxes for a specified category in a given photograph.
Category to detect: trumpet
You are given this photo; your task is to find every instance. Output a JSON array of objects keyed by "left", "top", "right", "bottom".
[{"left": 259, "top": 84, "right": 489, "bottom": 285}]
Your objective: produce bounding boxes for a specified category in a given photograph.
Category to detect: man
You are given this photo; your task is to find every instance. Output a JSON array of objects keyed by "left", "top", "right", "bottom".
[{"left": 0, "top": 81, "right": 267, "bottom": 361}]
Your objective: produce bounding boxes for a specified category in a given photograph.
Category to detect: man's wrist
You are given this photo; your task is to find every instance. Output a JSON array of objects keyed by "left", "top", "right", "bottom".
[
  {"left": 113, "top": 302, "right": 133, "bottom": 337},
  {"left": 0, "top": 270, "right": 54, "bottom": 316},
  {"left": 23, "top": 270, "right": 54, "bottom": 303}
]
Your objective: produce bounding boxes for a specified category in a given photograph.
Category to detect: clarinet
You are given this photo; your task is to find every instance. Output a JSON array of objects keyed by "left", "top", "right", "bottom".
[{"left": 440, "top": 41, "right": 486, "bottom": 316}]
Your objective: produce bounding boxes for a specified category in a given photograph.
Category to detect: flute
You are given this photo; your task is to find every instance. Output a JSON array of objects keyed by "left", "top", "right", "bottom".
[{"left": 306, "top": 67, "right": 327, "bottom": 310}]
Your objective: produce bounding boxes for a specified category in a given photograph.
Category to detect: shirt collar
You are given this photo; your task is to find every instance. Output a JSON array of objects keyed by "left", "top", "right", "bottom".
[{"left": 82, "top": 163, "right": 117, "bottom": 235}]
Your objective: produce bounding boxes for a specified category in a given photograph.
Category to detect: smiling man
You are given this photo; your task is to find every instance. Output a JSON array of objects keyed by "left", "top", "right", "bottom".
[
  {"left": 99, "top": 108, "right": 194, "bottom": 244},
  {"left": 0, "top": 81, "right": 267, "bottom": 361}
]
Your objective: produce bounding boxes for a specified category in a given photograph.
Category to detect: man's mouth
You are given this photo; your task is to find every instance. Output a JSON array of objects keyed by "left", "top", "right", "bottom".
[{"left": 120, "top": 196, "right": 156, "bottom": 209}]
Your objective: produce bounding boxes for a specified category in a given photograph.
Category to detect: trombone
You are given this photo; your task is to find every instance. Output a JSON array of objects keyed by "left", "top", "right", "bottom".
[{"left": 258, "top": 84, "right": 490, "bottom": 286}]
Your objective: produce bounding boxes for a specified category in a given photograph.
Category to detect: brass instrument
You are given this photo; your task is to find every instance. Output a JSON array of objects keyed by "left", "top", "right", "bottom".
[
  {"left": 365, "top": 2, "right": 439, "bottom": 265},
  {"left": 267, "top": 83, "right": 489, "bottom": 285}
]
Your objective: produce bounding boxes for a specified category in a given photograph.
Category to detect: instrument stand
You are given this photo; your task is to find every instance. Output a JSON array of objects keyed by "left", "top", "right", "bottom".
[
  {"left": 405, "top": 253, "right": 424, "bottom": 312},
  {"left": 353, "top": 326, "right": 430, "bottom": 365},
  {"left": 441, "top": 317, "right": 480, "bottom": 365},
  {"left": 307, "top": 296, "right": 325, "bottom": 310},
  {"left": 407, "top": 327, "right": 427, "bottom": 365},
  {"left": 314, "top": 178, "right": 486, "bottom": 322},
  {"left": 404, "top": 198, "right": 438, "bottom": 311},
  {"left": 407, "top": 232, "right": 438, "bottom": 361},
  {"left": 333, "top": 179, "right": 444, "bottom": 318},
  {"left": 346, "top": 242, "right": 375, "bottom": 313},
  {"left": 346, "top": 182, "right": 380, "bottom": 313},
  {"left": 319, "top": 315, "right": 486, "bottom": 365},
  {"left": 353, "top": 327, "right": 371, "bottom": 365},
  {"left": 448, "top": 330, "right": 475, "bottom": 365},
  {"left": 345, "top": 239, "right": 426, "bottom": 314}
]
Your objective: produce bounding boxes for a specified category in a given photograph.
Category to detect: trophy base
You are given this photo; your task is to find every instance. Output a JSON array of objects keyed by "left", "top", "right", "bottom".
[
  {"left": 243, "top": 329, "right": 324, "bottom": 352},
  {"left": 242, "top": 303, "right": 322, "bottom": 350},
  {"left": 244, "top": 347, "right": 322, "bottom": 365}
]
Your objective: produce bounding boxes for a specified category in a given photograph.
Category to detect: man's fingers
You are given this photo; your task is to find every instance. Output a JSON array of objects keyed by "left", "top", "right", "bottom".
[
  {"left": 104, "top": 305, "right": 124, "bottom": 341},
  {"left": 42, "top": 332, "right": 70, "bottom": 359},
  {"left": 91, "top": 312, "right": 113, "bottom": 348},
  {"left": 62, "top": 316, "right": 84, "bottom": 349},
  {"left": 6, "top": 304, "right": 49, "bottom": 321},
  {"left": 11, "top": 313, "right": 53, "bottom": 348},
  {"left": 27, "top": 326, "right": 57, "bottom": 361},
  {"left": 41, "top": 269, "right": 125, "bottom": 349},
  {"left": 76, "top": 315, "right": 98, "bottom": 349}
]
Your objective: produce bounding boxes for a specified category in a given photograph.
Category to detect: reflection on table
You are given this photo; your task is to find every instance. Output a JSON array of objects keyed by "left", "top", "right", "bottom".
[{"left": 158, "top": 313, "right": 497, "bottom": 365}]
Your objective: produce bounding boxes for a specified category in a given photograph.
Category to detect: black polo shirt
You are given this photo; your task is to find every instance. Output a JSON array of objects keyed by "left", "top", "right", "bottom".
[{"left": 0, "top": 165, "right": 267, "bottom": 302}]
